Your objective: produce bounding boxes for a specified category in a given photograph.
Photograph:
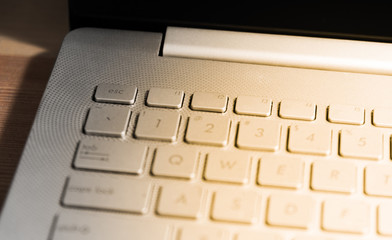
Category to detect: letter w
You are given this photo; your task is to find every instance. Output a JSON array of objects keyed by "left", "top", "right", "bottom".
[{"left": 220, "top": 160, "right": 237, "bottom": 169}]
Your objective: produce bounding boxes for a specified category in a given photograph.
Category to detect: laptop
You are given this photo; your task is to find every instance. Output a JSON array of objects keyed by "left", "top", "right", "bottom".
[{"left": 2, "top": 1, "right": 392, "bottom": 239}]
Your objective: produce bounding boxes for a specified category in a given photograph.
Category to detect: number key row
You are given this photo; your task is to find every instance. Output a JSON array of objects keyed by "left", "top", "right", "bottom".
[{"left": 84, "top": 107, "right": 384, "bottom": 160}]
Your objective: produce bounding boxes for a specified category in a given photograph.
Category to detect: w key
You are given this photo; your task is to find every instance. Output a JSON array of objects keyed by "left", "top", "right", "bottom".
[{"left": 204, "top": 151, "right": 251, "bottom": 184}]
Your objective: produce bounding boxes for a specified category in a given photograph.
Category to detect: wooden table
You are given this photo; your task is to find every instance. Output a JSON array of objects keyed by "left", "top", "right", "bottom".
[{"left": 0, "top": 0, "right": 69, "bottom": 211}]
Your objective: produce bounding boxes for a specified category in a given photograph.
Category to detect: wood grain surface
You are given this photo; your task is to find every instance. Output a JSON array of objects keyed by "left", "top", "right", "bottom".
[{"left": 0, "top": 0, "right": 68, "bottom": 212}]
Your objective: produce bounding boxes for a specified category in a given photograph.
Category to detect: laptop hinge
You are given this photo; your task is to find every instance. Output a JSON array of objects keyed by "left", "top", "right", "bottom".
[{"left": 163, "top": 26, "right": 392, "bottom": 75}]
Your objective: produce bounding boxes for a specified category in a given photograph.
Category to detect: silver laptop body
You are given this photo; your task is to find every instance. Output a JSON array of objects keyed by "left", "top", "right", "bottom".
[{"left": 2, "top": 6, "right": 392, "bottom": 240}]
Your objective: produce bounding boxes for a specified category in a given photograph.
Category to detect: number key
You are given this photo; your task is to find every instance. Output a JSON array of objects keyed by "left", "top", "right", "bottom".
[
  {"left": 288, "top": 124, "right": 332, "bottom": 156},
  {"left": 339, "top": 129, "right": 382, "bottom": 160},
  {"left": 135, "top": 110, "right": 181, "bottom": 142},
  {"left": 236, "top": 119, "right": 281, "bottom": 151},
  {"left": 185, "top": 115, "right": 231, "bottom": 146}
]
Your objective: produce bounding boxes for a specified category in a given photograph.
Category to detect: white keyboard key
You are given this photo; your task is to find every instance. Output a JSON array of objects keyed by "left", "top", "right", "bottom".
[
  {"left": 52, "top": 211, "right": 169, "bottom": 240},
  {"left": 178, "top": 226, "right": 225, "bottom": 240},
  {"left": 235, "top": 96, "right": 272, "bottom": 116},
  {"left": 204, "top": 151, "right": 251, "bottom": 184},
  {"left": 134, "top": 110, "right": 181, "bottom": 142},
  {"left": 288, "top": 124, "right": 332, "bottom": 156},
  {"left": 62, "top": 175, "right": 151, "bottom": 214},
  {"left": 94, "top": 83, "right": 137, "bottom": 105},
  {"left": 322, "top": 199, "right": 370, "bottom": 234},
  {"left": 258, "top": 156, "right": 304, "bottom": 189},
  {"left": 146, "top": 87, "right": 184, "bottom": 109},
  {"left": 236, "top": 119, "right": 281, "bottom": 151},
  {"left": 156, "top": 185, "right": 203, "bottom": 219},
  {"left": 236, "top": 231, "right": 283, "bottom": 240},
  {"left": 279, "top": 99, "right": 316, "bottom": 121},
  {"left": 74, "top": 139, "right": 147, "bottom": 175},
  {"left": 328, "top": 104, "right": 364, "bottom": 125},
  {"left": 185, "top": 115, "right": 231, "bottom": 147},
  {"left": 311, "top": 160, "right": 356, "bottom": 194},
  {"left": 84, "top": 105, "right": 131, "bottom": 138},
  {"left": 191, "top": 92, "right": 228, "bottom": 113},
  {"left": 211, "top": 189, "right": 260, "bottom": 224},
  {"left": 378, "top": 203, "right": 392, "bottom": 236},
  {"left": 373, "top": 107, "right": 392, "bottom": 127},
  {"left": 267, "top": 194, "right": 315, "bottom": 229},
  {"left": 339, "top": 129, "right": 382, "bottom": 160},
  {"left": 365, "top": 164, "right": 392, "bottom": 197},
  {"left": 151, "top": 146, "right": 199, "bottom": 179}
]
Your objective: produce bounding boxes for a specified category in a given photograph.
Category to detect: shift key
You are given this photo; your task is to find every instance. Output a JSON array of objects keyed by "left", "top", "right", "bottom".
[
  {"left": 62, "top": 174, "right": 152, "bottom": 214},
  {"left": 52, "top": 211, "right": 169, "bottom": 240}
]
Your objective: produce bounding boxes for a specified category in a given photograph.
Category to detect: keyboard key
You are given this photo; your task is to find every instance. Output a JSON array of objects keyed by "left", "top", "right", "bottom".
[
  {"left": 146, "top": 87, "right": 184, "bottom": 109},
  {"left": 185, "top": 115, "right": 231, "bottom": 147},
  {"left": 328, "top": 104, "right": 364, "bottom": 125},
  {"left": 373, "top": 107, "right": 392, "bottom": 127},
  {"left": 204, "top": 151, "right": 251, "bottom": 184},
  {"left": 178, "top": 226, "right": 225, "bottom": 240},
  {"left": 52, "top": 211, "right": 169, "bottom": 240},
  {"left": 236, "top": 231, "right": 283, "bottom": 240},
  {"left": 365, "top": 164, "right": 392, "bottom": 197},
  {"left": 267, "top": 194, "right": 315, "bottom": 229},
  {"left": 236, "top": 119, "right": 280, "bottom": 151},
  {"left": 94, "top": 83, "right": 137, "bottom": 105},
  {"left": 156, "top": 185, "right": 203, "bottom": 219},
  {"left": 288, "top": 124, "right": 332, "bottom": 156},
  {"left": 339, "top": 129, "right": 382, "bottom": 160},
  {"left": 322, "top": 199, "right": 370, "bottom": 234},
  {"left": 258, "top": 156, "right": 304, "bottom": 189},
  {"left": 311, "top": 160, "right": 356, "bottom": 194},
  {"left": 62, "top": 174, "right": 151, "bottom": 214},
  {"left": 151, "top": 146, "right": 199, "bottom": 179},
  {"left": 279, "top": 100, "right": 316, "bottom": 121},
  {"left": 74, "top": 139, "right": 147, "bottom": 175},
  {"left": 134, "top": 109, "right": 181, "bottom": 142},
  {"left": 190, "top": 92, "right": 228, "bottom": 113},
  {"left": 84, "top": 105, "right": 131, "bottom": 138},
  {"left": 378, "top": 203, "right": 392, "bottom": 236},
  {"left": 211, "top": 189, "right": 260, "bottom": 224},
  {"left": 235, "top": 96, "right": 272, "bottom": 116}
]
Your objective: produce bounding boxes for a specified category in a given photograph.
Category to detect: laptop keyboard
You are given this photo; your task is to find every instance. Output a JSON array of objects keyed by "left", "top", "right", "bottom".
[{"left": 53, "top": 83, "right": 392, "bottom": 240}]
